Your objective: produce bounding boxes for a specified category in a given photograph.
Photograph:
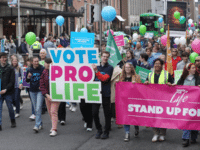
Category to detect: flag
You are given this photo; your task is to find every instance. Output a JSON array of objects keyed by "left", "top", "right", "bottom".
[
  {"left": 166, "top": 25, "right": 173, "bottom": 75},
  {"left": 106, "top": 30, "right": 122, "bottom": 67}
]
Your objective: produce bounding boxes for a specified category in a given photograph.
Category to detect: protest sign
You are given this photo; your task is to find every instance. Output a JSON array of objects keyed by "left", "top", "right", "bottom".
[
  {"left": 144, "top": 32, "right": 154, "bottom": 39},
  {"left": 116, "top": 82, "right": 200, "bottom": 130},
  {"left": 22, "top": 67, "right": 30, "bottom": 88},
  {"left": 114, "top": 35, "right": 125, "bottom": 47},
  {"left": 135, "top": 66, "right": 152, "bottom": 83},
  {"left": 48, "top": 48, "right": 102, "bottom": 103},
  {"left": 174, "top": 70, "right": 183, "bottom": 84},
  {"left": 70, "top": 32, "right": 95, "bottom": 48}
]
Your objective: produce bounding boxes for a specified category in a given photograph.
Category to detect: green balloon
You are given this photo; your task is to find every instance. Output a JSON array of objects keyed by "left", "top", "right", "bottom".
[
  {"left": 179, "top": 19, "right": 186, "bottom": 25},
  {"left": 189, "top": 52, "right": 199, "bottom": 63},
  {"left": 25, "top": 32, "right": 36, "bottom": 45},
  {"left": 195, "top": 23, "right": 197, "bottom": 26},
  {"left": 172, "top": 0, "right": 176, "bottom": 1},
  {"left": 160, "top": 28, "right": 164, "bottom": 33},
  {"left": 139, "top": 25, "right": 146, "bottom": 35},
  {"left": 174, "top": 11, "right": 180, "bottom": 19}
]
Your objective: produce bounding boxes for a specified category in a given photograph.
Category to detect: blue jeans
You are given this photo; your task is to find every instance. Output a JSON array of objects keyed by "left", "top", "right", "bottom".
[
  {"left": 0, "top": 94, "right": 15, "bottom": 125},
  {"left": 124, "top": 125, "right": 139, "bottom": 134},
  {"left": 30, "top": 91, "right": 44, "bottom": 128},
  {"left": 27, "top": 89, "right": 35, "bottom": 115},
  {"left": 13, "top": 88, "right": 21, "bottom": 114},
  {"left": 182, "top": 130, "right": 198, "bottom": 140}
]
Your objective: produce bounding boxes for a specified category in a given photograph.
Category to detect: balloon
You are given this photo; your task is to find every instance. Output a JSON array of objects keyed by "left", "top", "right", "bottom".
[
  {"left": 80, "top": 28, "right": 88, "bottom": 33},
  {"left": 172, "top": 0, "right": 176, "bottom": 1},
  {"left": 188, "top": 27, "right": 191, "bottom": 30},
  {"left": 132, "top": 33, "right": 138, "bottom": 40},
  {"left": 174, "top": 38, "right": 180, "bottom": 45},
  {"left": 139, "top": 25, "right": 146, "bottom": 35},
  {"left": 179, "top": 16, "right": 186, "bottom": 24},
  {"left": 160, "top": 28, "right": 164, "bottom": 33},
  {"left": 161, "top": 35, "right": 167, "bottom": 46},
  {"left": 188, "top": 19, "right": 193, "bottom": 24},
  {"left": 189, "top": 52, "right": 199, "bottom": 63},
  {"left": 191, "top": 23, "right": 194, "bottom": 27},
  {"left": 174, "top": 11, "right": 180, "bottom": 19},
  {"left": 191, "top": 39, "right": 200, "bottom": 53},
  {"left": 189, "top": 30, "right": 193, "bottom": 35},
  {"left": 188, "top": 24, "right": 191, "bottom": 27},
  {"left": 195, "top": 23, "right": 197, "bottom": 26},
  {"left": 56, "top": 15, "right": 65, "bottom": 26},
  {"left": 107, "top": 30, "right": 114, "bottom": 36},
  {"left": 124, "top": 37, "right": 129, "bottom": 44},
  {"left": 101, "top": 6, "right": 116, "bottom": 22},
  {"left": 179, "top": 37, "right": 186, "bottom": 45},
  {"left": 199, "top": 22, "right": 200, "bottom": 25},
  {"left": 25, "top": 32, "right": 36, "bottom": 45},
  {"left": 158, "top": 17, "right": 163, "bottom": 23}
]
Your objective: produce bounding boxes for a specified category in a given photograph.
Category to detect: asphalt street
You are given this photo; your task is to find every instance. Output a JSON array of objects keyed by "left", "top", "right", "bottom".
[{"left": 0, "top": 92, "right": 200, "bottom": 150}]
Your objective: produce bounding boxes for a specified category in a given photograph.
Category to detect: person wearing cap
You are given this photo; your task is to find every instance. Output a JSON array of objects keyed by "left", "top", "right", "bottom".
[{"left": 30, "top": 37, "right": 43, "bottom": 58}]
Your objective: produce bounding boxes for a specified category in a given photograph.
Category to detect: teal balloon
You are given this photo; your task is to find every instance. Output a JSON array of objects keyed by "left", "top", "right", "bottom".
[
  {"left": 189, "top": 52, "right": 199, "bottom": 63},
  {"left": 179, "top": 16, "right": 186, "bottom": 24},
  {"left": 25, "top": 32, "right": 36, "bottom": 45},
  {"left": 56, "top": 15, "right": 65, "bottom": 26},
  {"left": 160, "top": 28, "right": 164, "bottom": 33},
  {"left": 174, "top": 11, "right": 180, "bottom": 19},
  {"left": 139, "top": 25, "right": 146, "bottom": 35},
  {"left": 80, "top": 28, "right": 88, "bottom": 33}
]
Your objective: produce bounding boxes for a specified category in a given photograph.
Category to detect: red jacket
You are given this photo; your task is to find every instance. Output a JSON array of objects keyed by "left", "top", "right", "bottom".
[
  {"left": 40, "top": 69, "right": 49, "bottom": 96},
  {"left": 165, "top": 56, "right": 181, "bottom": 76}
]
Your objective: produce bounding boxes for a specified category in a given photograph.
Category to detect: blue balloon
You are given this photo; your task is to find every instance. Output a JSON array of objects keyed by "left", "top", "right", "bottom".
[
  {"left": 80, "top": 28, "right": 88, "bottom": 33},
  {"left": 158, "top": 17, "right": 163, "bottom": 23},
  {"left": 56, "top": 15, "right": 65, "bottom": 26},
  {"left": 188, "top": 23, "right": 191, "bottom": 27},
  {"left": 101, "top": 6, "right": 116, "bottom": 22}
]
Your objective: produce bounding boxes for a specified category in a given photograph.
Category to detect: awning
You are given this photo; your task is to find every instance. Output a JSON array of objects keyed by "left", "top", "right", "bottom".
[{"left": 116, "top": 15, "right": 126, "bottom": 22}]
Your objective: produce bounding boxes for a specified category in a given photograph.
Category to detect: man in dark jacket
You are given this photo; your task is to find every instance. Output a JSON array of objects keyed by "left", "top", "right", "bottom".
[
  {"left": 0, "top": 52, "right": 16, "bottom": 130},
  {"left": 91, "top": 51, "right": 113, "bottom": 139},
  {"left": 26, "top": 57, "right": 44, "bottom": 133}
]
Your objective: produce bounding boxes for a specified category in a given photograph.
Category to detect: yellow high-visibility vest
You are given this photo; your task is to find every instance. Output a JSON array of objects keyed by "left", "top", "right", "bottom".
[
  {"left": 148, "top": 70, "right": 169, "bottom": 84},
  {"left": 32, "top": 41, "right": 41, "bottom": 49}
]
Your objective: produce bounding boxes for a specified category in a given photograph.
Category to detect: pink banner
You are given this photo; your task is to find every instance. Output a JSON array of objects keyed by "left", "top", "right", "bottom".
[
  {"left": 116, "top": 82, "right": 200, "bottom": 130},
  {"left": 114, "top": 35, "right": 125, "bottom": 47}
]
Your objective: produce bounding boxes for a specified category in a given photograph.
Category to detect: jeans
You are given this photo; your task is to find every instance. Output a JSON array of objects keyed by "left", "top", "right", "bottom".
[
  {"left": 182, "top": 130, "right": 198, "bottom": 140},
  {"left": 0, "top": 94, "right": 15, "bottom": 125},
  {"left": 92, "top": 97, "right": 111, "bottom": 134},
  {"left": 27, "top": 88, "right": 35, "bottom": 115},
  {"left": 12, "top": 88, "right": 21, "bottom": 114},
  {"left": 29, "top": 91, "right": 44, "bottom": 128},
  {"left": 124, "top": 125, "right": 139, "bottom": 134}
]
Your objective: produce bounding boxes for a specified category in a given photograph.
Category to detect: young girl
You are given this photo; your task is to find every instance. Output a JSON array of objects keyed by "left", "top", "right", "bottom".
[
  {"left": 118, "top": 63, "right": 141, "bottom": 142},
  {"left": 11, "top": 57, "right": 23, "bottom": 118},
  {"left": 177, "top": 63, "right": 200, "bottom": 147},
  {"left": 40, "top": 58, "right": 60, "bottom": 136}
]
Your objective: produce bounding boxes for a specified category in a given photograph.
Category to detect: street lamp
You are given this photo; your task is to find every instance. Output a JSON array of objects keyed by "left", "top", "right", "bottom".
[{"left": 18, "top": 0, "right": 21, "bottom": 47}]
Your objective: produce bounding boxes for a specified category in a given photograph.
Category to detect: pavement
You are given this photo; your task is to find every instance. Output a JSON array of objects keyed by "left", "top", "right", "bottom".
[{"left": 0, "top": 90, "right": 200, "bottom": 150}]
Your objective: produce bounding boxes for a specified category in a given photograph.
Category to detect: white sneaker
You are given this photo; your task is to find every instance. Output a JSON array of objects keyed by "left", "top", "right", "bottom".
[
  {"left": 152, "top": 134, "right": 159, "bottom": 142},
  {"left": 86, "top": 128, "right": 92, "bottom": 132},
  {"left": 84, "top": 122, "right": 87, "bottom": 128},
  {"left": 50, "top": 130, "right": 57, "bottom": 137},
  {"left": 33, "top": 126, "right": 39, "bottom": 133},
  {"left": 29, "top": 114, "right": 36, "bottom": 120},
  {"left": 39, "top": 125, "right": 43, "bottom": 130},
  {"left": 20, "top": 104, "right": 23, "bottom": 110},
  {"left": 50, "top": 129, "right": 52, "bottom": 133},
  {"left": 71, "top": 106, "right": 77, "bottom": 112},
  {"left": 69, "top": 105, "right": 73, "bottom": 111},
  {"left": 66, "top": 103, "right": 70, "bottom": 108},
  {"left": 111, "top": 118, "right": 115, "bottom": 122},
  {"left": 159, "top": 135, "right": 165, "bottom": 141},
  {"left": 15, "top": 113, "right": 20, "bottom": 118},
  {"left": 13, "top": 106, "right": 16, "bottom": 111},
  {"left": 60, "top": 121, "right": 65, "bottom": 125}
]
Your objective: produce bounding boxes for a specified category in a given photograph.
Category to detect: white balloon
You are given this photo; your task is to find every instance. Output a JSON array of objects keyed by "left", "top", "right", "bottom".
[
  {"left": 188, "top": 19, "right": 193, "bottom": 24},
  {"left": 189, "top": 30, "right": 193, "bottom": 35},
  {"left": 180, "top": 37, "right": 186, "bottom": 45},
  {"left": 174, "top": 38, "right": 180, "bottom": 45},
  {"left": 132, "top": 33, "right": 138, "bottom": 40}
]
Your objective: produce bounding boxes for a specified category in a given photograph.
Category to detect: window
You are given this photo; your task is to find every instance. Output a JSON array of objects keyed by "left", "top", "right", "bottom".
[{"left": 188, "top": 8, "right": 190, "bottom": 12}]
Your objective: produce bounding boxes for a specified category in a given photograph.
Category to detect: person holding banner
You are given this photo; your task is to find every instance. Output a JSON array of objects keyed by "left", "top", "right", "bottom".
[
  {"left": 118, "top": 63, "right": 141, "bottom": 142},
  {"left": 144, "top": 58, "right": 174, "bottom": 142},
  {"left": 26, "top": 57, "right": 44, "bottom": 133},
  {"left": 91, "top": 51, "right": 113, "bottom": 139},
  {"left": 40, "top": 58, "right": 60, "bottom": 137},
  {"left": 177, "top": 63, "right": 200, "bottom": 147}
]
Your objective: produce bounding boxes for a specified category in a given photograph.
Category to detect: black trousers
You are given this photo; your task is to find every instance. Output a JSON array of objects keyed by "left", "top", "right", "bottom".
[
  {"left": 79, "top": 99, "right": 93, "bottom": 128},
  {"left": 92, "top": 97, "right": 111, "bottom": 134},
  {"left": 111, "top": 103, "right": 116, "bottom": 118},
  {"left": 58, "top": 102, "right": 66, "bottom": 121}
]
